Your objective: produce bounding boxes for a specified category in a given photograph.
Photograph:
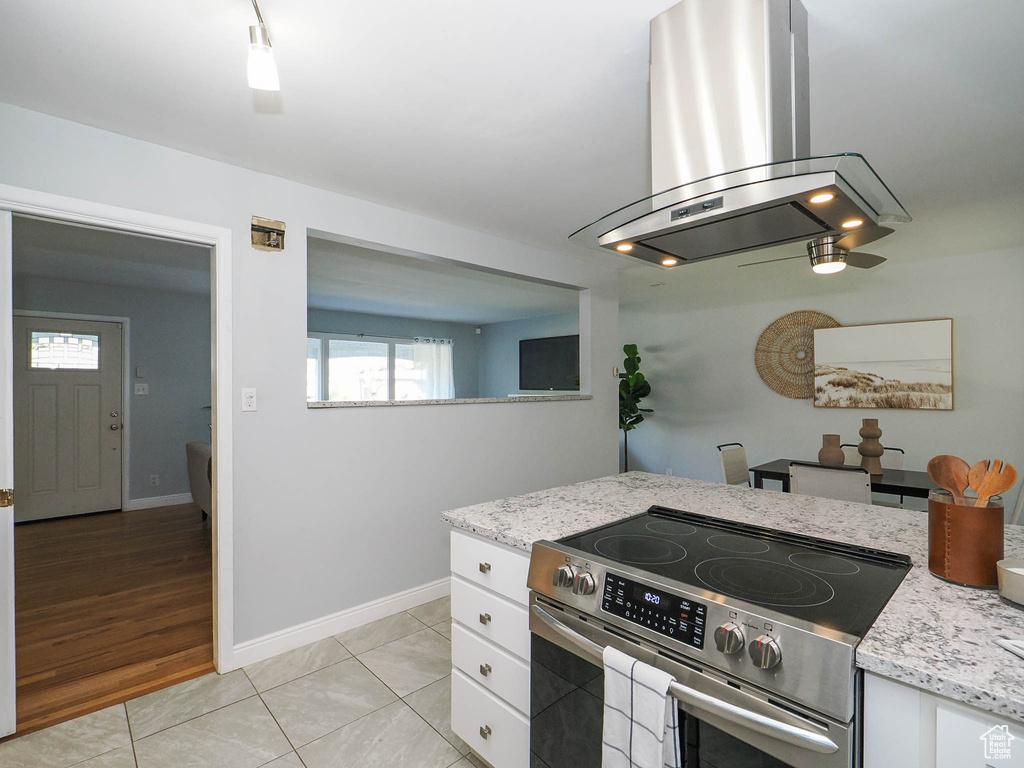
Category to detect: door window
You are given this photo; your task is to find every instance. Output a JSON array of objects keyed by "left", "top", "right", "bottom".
[{"left": 30, "top": 332, "right": 100, "bottom": 370}]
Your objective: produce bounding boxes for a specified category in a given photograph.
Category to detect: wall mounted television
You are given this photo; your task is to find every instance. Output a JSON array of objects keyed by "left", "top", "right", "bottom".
[{"left": 519, "top": 335, "right": 580, "bottom": 391}]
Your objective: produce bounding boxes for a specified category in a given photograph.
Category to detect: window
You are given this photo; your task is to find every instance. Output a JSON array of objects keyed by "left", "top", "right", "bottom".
[
  {"left": 31, "top": 331, "right": 100, "bottom": 370},
  {"left": 307, "top": 333, "right": 454, "bottom": 402}
]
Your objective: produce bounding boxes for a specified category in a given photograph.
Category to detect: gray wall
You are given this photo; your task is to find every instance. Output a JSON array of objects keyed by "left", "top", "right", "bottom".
[
  {"left": 307, "top": 307, "right": 482, "bottom": 398},
  {"left": 13, "top": 276, "right": 211, "bottom": 504},
  {"left": 0, "top": 103, "right": 621, "bottom": 646},
  {"left": 619, "top": 245, "right": 1024, "bottom": 517},
  {"left": 478, "top": 311, "right": 580, "bottom": 398}
]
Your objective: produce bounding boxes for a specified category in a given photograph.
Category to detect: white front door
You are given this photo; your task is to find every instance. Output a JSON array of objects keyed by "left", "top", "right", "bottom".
[
  {"left": 13, "top": 316, "right": 123, "bottom": 522},
  {"left": 1, "top": 210, "right": 16, "bottom": 737}
]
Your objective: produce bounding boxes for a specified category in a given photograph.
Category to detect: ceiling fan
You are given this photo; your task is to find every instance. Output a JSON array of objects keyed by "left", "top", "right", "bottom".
[{"left": 738, "top": 226, "right": 893, "bottom": 274}]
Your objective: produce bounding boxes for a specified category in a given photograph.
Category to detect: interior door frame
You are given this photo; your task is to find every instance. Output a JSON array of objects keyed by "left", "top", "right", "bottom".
[
  {"left": 13, "top": 311, "right": 132, "bottom": 513},
  {"left": 0, "top": 183, "right": 235, "bottom": 682}
]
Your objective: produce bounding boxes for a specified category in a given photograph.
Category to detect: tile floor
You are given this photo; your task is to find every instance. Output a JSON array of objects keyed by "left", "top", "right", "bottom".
[{"left": 0, "top": 597, "right": 487, "bottom": 768}]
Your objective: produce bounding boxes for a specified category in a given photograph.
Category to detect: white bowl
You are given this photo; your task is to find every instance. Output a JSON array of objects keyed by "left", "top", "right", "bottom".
[{"left": 997, "top": 559, "right": 1024, "bottom": 606}]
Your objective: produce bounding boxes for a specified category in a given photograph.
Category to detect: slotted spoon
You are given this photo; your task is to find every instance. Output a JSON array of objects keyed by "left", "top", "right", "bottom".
[{"left": 968, "top": 459, "right": 1018, "bottom": 508}]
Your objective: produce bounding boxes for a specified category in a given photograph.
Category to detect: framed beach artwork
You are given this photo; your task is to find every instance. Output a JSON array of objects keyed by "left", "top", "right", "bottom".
[{"left": 813, "top": 319, "right": 953, "bottom": 410}]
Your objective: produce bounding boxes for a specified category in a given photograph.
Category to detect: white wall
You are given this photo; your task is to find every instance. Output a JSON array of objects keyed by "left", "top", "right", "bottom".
[
  {"left": 620, "top": 246, "right": 1024, "bottom": 517},
  {"left": 0, "top": 103, "right": 620, "bottom": 644},
  {"left": 478, "top": 311, "right": 580, "bottom": 397},
  {"left": 13, "top": 276, "right": 211, "bottom": 503}
]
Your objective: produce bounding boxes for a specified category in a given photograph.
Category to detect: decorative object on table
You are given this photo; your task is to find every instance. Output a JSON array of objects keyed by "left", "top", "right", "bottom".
[
  {"left": 619, "top": 344, "right": 652, "bottom": 473},
  {"left": 857, "top": 418, "right": 884, "bottom": 476},
  {"left": 813, "top": 318, "right": 953, "bottom": 409},
  {"left": 968, "top": 459, "right": 1018, "bottom": 509},
  {"left": 926, "top": 454, "right": 971, "bottom": 505},
  {"left": 817, "top": 434, "right": 845, "bottom": 467},
  {"left": 928, "top": 490, "right": 1004, "bottom": 588},
  {"left": 754, "top": 310, "right": 840, "bottom": 399},
  {"left": 997, "top": 561, "right": 1024, "bottom": 607}
]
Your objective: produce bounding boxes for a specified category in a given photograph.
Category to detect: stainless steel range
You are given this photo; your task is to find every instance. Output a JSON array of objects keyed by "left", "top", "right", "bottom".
[{"left": 527, "top": 506, "right": 911, "bottom": 768}]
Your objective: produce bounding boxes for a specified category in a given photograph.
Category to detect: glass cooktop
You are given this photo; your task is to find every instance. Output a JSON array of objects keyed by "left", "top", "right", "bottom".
[{"left": 557, "top": 506, "right": 911, "bottom": 639}]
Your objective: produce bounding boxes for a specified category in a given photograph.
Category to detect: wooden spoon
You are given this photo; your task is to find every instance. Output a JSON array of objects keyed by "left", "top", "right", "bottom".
[
  {"left": 968, "top": 459, "right": 1018, "bottom": 508},
  {"left": 927, "top": 455, "right": 971, "bottom": 504}
]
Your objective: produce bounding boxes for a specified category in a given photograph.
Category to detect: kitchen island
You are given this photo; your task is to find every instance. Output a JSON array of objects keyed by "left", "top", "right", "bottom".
[{"left": 442, "top": 471, "right": 1024, "bottom": 766}]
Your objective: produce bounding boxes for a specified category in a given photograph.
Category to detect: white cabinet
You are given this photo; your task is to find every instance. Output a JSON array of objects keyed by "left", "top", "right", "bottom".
[
  {"left": 449, "top": 530, "right": 532, "bottom": 768},
  {"left": 864, "top": 672, "right": 1024, "bottom": 768}
]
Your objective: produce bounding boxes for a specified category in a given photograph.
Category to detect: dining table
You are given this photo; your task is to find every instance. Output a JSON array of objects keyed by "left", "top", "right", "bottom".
[{"left": 749, "top": 458, "right": 939, "bottom": 499}]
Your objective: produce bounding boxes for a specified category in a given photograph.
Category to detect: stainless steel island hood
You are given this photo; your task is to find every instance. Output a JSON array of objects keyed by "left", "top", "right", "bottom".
[{"left": 571, "top": 0, "right": 910, "bottom": 269}]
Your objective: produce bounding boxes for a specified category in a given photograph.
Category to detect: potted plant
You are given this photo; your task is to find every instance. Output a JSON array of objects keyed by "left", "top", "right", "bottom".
[{"left": 619, "top": 344, "right": 652, "bottom": 472}]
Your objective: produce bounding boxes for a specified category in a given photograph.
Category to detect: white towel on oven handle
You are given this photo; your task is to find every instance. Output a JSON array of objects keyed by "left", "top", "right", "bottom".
[{"left": 602, "top": 645, "right": 681, "bottom": 768}]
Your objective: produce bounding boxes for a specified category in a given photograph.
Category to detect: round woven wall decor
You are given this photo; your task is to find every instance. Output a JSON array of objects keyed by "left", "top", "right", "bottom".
[{"left": 755, "top": 310, "right": 840, "bottom": 399}]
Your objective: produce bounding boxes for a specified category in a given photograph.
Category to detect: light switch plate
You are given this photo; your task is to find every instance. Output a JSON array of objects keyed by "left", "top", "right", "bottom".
[
  {"left": 242, "top": 388, "right": 258, "bottom": 411},
  {"left": 134, "top": 383, "right": 149, "bottom": 395}
]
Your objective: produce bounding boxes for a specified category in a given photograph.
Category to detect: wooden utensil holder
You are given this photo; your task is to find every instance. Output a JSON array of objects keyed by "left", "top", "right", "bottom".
[{"left": 928, "top": 490, "right": 1004, "bottom": 587}]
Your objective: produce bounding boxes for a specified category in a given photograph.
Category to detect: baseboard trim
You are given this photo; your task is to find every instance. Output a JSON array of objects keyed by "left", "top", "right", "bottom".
[
  {"left": 231, "top": 577, "right": 452, "bottom": 670},
  {"left": 122, "top": 493, "right": 194, "bottom": 511}
]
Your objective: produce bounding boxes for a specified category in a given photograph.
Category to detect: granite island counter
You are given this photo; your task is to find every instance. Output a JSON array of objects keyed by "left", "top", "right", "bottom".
[{"left": 441, "top": 471, "right": 1024, "bottom": 730}]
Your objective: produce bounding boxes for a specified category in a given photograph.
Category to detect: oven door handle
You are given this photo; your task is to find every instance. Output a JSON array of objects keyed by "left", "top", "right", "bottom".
[{"left": 530, "top": 605, "right": 839, "bottom": 756}]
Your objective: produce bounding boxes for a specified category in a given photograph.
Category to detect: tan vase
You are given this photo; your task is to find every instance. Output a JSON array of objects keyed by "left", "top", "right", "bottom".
[
  {"left": 858, "top": 418, "right": 884, "bottom": 476},
  {"left": 818, "top": 434, "right": 845, "bottom": 467}
]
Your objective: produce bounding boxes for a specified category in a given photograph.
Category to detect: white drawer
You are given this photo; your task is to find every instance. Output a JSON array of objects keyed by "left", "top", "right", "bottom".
[
  {"left": 451, "top": 576, "right": 530, "bottom": 661},
  {"left": 451, "top": 530, "right": 530, "bottom": 606},
  {"left": 452, "top": 669, "right": 530, "bottom": 768},
  {"left": 452, "top": 621, "right": 530, "bottom": 713}
]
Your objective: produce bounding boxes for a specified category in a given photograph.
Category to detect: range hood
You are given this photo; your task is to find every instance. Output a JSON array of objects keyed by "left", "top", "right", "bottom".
[{"left": 570, "top": 0, "right": 910, "bottom": 268}]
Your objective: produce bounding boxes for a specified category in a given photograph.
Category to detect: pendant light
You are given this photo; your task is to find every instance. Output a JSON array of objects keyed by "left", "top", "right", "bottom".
[{"left": 247, "top": 0, "right": 280, "bottom": 91}]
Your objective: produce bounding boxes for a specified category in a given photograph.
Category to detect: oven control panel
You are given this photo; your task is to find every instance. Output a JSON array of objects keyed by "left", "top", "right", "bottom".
[{"left": 602, "top": 574, "right": 707, "bottom": 650}]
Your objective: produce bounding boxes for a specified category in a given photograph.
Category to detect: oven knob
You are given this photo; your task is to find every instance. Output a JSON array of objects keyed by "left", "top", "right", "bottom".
[
  {"left": 573, "top": 572, "right": 596, "bottom": 595},
  {"left": 713, "top": 623, "right": 745, "bottom": 655},
  {"left": 553, "top": 565, "right": 577, "bottom": 589},
  {"left": 748, "top": 636, "right": 782, "bottom": 669}
]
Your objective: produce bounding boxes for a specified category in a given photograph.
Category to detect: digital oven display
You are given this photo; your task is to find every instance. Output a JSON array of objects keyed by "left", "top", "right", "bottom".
[{"left": 602, "top": 574, "right": 706, "bottom": 649}]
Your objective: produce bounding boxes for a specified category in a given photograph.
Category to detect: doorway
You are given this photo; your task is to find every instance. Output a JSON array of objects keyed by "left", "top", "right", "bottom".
[
  {"left": 13, "top": 316, "right": 124, "bottom": 522},
  {"left": 0, "top": 192, "right": 234, "bottom": 741}
]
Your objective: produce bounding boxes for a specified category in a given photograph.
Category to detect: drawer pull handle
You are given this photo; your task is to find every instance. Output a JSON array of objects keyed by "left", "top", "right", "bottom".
[
  {"left": 479, "top": 562, "right": 492, "bottom": 573},
  {"left": 479, "top": 663, "right": 492, "bottom": 677},
  {"left": 480, "top": 724, "right": 492, "bottom": 740},
  {"left": 479, "top": 612, "right": 492, "bottom": 625}
]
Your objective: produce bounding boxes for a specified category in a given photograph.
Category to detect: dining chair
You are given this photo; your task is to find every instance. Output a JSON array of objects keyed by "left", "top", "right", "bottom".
[
  {"left": 717, "top": 443, "right": 751, "bottom": 487},
  {"left": 789, "top": 462, "right": 871, "bottom": 504},
  {"left": 840, "top": 443, "right": 860, "bottom": 466},
  {"left": 880, "top": 447, "right": 906, "bottom": 470}
]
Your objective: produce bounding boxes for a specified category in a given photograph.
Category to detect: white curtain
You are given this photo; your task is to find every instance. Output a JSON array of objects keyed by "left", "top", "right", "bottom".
[{"left": 412, "top": 338, "right": 455, "bottom": 399}]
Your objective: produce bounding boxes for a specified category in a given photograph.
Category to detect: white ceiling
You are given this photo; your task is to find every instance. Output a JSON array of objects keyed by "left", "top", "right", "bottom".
[
  {"left": 2, "top": 0, "right": 1022, "bottom": 275},
  {"left": 12, "top": 216, "right": 212, "bottom": 293},
  {"left": 307, "top": 237, "right": 578, "bottom": 324}
]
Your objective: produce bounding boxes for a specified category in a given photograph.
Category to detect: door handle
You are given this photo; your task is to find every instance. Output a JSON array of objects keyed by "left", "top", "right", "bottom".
[
  {"left": 478, "top": 613, "right": 492, "bottom": 625},
  {"left": 479, "top": 663, "right": 492, "bottom": 677},
  {"left": 0, "top": 489, "right": 12, "bottom": 507},
  {"left": 110, "top": 424, "right": 120, "bottom": 431},
  {"left": 479, "top": 724, "right": 492, "bottom": 740}
]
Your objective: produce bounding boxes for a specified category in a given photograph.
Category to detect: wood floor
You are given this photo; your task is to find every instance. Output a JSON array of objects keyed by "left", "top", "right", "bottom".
[{"left": 9, "top": 503, "right": 213, "bottom": 738}]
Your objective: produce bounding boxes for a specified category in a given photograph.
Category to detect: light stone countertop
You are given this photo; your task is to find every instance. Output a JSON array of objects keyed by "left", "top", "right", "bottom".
[{"left": 441, "top": 471, "right": 1024, "bottom": 723}]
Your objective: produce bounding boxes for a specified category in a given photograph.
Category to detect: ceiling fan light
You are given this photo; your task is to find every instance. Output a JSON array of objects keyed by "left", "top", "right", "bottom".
[
  {"left": 841, "top": 219, "right": 863, "bottom": 229},
  {"left": 248, "top": 25, "right": 280, "bottom": 91},
  {"left": 811, "top": 259, "right": 846, "bottom": 274},
  {"left": 616, "top": 243, "right": 634, "bottom": 252},
  {"left": 661, "top": 257, "right": 679, "bottom": 266},
  {"left": 809, "top": 192, "right": 834, "bottom": 204}
]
